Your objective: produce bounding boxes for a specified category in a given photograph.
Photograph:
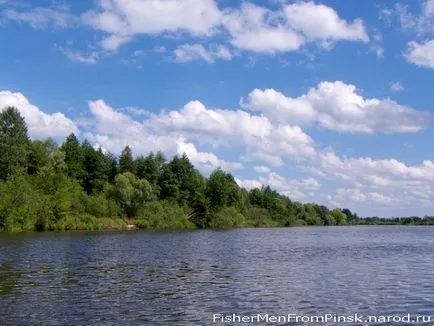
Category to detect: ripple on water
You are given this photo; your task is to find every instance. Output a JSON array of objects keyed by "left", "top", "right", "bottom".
[{"left": 0, "top": 226, "right": 434, "bottom": 325}]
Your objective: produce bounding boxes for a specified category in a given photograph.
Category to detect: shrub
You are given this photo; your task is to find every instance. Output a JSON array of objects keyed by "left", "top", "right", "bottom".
[
  {"left": 209, "top": 206, "right": 246, "bottom": 229},
  {"left": 136, "top": 200, "right": 195, "bottom": 229}
]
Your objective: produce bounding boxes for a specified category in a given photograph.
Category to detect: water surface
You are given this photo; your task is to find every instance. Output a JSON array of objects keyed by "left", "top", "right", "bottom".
[{"left": 1, "top": 226, "right": 433, "bottom": 325}]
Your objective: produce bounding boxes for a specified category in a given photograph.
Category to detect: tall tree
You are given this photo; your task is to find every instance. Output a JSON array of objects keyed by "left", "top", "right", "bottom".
[
  {"left": 135, "top": 152, "right": 165, "bottom": 186},
  {"left": 81, "top": 141, "right": 107, "bottom": 194},
  {"left": 103, "top": 152, "right": 118, "bottom": 183},
  {"left": 27, "top": 138, "right": 57, "bottom": 175},
  {"left": 61, "top": 133, "right": 84, "bottom": 180},
  {"left": 119, "top": 145, "right": 134, "bottom": 173},
  {"left": 206, "top": 169, "right": 241, "bottom": 211},
  {"left": 0, "top": 107, "right": 29, "bottom": 180}
]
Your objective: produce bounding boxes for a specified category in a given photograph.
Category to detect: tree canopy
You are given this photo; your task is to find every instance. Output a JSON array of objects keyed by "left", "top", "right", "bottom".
[{"left": 1, "top": 107, "right": 432, "bottom": 232}]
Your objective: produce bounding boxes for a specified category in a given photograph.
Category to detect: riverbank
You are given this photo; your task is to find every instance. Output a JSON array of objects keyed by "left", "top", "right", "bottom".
[{"left": 2, "top": 214, "right": 434, "bottom": 233}]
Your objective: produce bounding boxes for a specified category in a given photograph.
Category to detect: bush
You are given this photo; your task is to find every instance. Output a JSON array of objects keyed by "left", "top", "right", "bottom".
[
  {"left": 291, "top": 219, "right": 308, "bottom": 226},
  {"left": 52, "top": 214, "right": 100, "bottom": 231},
  {"left": 136, "top": 200, "right": 195, "bottom": 229},
  {"left": 209, "top": 206, "right": 246, "bottom": 229},
  {"left": 245, "top": 206, "right": 279, "bottom": 227},
  {"left": 84, "top": 193, "right": 118, "bottom": 218}
]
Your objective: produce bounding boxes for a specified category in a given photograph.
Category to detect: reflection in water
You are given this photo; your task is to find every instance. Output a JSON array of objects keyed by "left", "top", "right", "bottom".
[{"left": 0, "top": 227, "right": 434, "bottom": 325}]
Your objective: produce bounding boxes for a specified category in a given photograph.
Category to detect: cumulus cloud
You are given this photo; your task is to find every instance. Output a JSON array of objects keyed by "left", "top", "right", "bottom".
[
  {"left": 405, "top": 40, "right": 434, "bottom": 69},
  {"left": 283, "top": 1, "right": 368, "bottom": 45},
  {"left": 174, "top": 43, "right": 233, "bottom": 63},
  {"left": 222, "top": 3, "right": 305, "bottom": 54},
  {"left": 222, "top": 1, "right": 367, "bottom": 54},
  {"left": 81, "top": 0, "right": 368, "bottom": 54},
  {"left": 0, "top": 91, "right": 78, "bottom": 138},
  {"left": 242, "top": 81, "right": 428, "bottom": 134},
  {"left": 236, "top": 172, "right": 321, "bottom": 200},
  {"left": 327, "top": 188, "right": 397, "bottom": 209},
  {"left": 147, "top": 99, "right": 316, "bottom": 167},
  {"left": 82, "top": 100, "right": 242, "bottom": 173},
  {"left": 314, "top": 151, "right": 434, "bottom": 189},
  {"left": 82, "top": 0, "right": 222, "bottom": 51}
]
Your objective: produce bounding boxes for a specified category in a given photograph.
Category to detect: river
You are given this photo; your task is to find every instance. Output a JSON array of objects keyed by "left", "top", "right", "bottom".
[{"left": 1, "top": 226, "right": 433, "bottom": 325}]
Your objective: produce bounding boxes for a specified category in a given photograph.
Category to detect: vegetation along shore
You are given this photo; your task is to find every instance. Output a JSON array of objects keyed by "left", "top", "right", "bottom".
[{"left": 1, "top": 107, "right": 433, "bottom": 232}]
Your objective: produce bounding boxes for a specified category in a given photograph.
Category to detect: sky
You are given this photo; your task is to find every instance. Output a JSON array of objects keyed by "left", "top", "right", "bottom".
[{"left": 0, "top": 0, "right": 434, "bottom": 217}]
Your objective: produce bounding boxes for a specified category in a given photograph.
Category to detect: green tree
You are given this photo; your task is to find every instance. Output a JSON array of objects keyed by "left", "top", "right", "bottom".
[
  {"left": 0, "top": 107, "right": 29, "bottom": 180},
  {"left": 206, "top": 169, "right": 241, "bottom": 211},
  {"left": 27, "top": 138, "right": 57, "bottom": 175},
  {"left": 107, "top": 172, "right": 154, "bottom": 218},
  {"left": 135, "top": 152, "right": 165, "bottom": 186},
  {"left": 81, "top": 141, "right": 107, "bottom": 194},
  {"left": 119, "top": 145, "right": 134, "bottom": 174},
  {"left": 61, "top": 133, "right": 84, "bottom": 180},
  {"left": 103, "top": 152, "right": 118, "bottom": 183},
  {"left": 331, "top": 208, "right": 347, "bottom": 225}
]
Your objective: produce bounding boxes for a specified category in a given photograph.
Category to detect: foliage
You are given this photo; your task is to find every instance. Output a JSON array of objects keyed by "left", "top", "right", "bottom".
[
  {"left": 135, "top": 200, "right": 194, "bottom": 229},
  {"left": 0, "top": 107, "right": 29, "bottom": 181},
  {"left": 107, "top": 172, "right": 154, "bottom": 218},
  {"left": 3, "top": 107, "right": 432, "bottom": 233},
  {"left": 209, "top": 206, "right": 247, "bottom": 229}
]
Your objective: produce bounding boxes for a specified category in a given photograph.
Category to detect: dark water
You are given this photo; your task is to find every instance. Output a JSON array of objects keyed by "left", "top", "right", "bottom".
[{"left": 1, "top": 226, "right": 434, "bottom": 326}]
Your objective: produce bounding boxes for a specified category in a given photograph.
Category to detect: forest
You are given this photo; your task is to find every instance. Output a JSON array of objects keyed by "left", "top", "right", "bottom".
[{"left": 1, "top": 107, "right": 433, "bottom": 232}]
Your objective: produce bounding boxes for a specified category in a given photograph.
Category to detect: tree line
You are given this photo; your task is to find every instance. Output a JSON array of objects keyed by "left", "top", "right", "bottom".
[{"left": 0, "top": 107, "right": 433, "bottom": 232}]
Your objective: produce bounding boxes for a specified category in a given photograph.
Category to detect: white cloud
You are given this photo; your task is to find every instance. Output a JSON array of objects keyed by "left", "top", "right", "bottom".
[
  {"left": 328, "top": 188, "right": 397, "bottom": 211},
  {"left": 83, "top": 0, "right": 222, "bottom": 51},
  {"left": 147, "top": 100, "right": 316, "bottom": 167},
  {"left": 242, "top": 81, "right": 428, "bottom": 134},
  {"left": 2, "top": 7, "right": 77, "bottom": 29},
  {"left": 390, "top": 81, "right": 405, "bottom": 92},
  {"left": 405, "top": 40, "right": 434, "bottom": 69},
  {"left": 283, "top": 1, "right": 368, "bottom": 45},
  {"left": 369, "top": 192, "right": 396, "bottom": 204},
  {"left": 56, "top": 45, "right": 99, "bottom": 64},
  {"left": 174, "top": 43, "right": 233, "bottom": 63},
  {"left": 0, "top": 90, "right": 78, "bottom": 138},
  {"left": 83, "top": 100, "right": 242, "bottom": 173},
  {"left": 82, "top": 0, "right": 368, "bottom": 54},
  {"left": 221, "top": 1, "right": 367, "bottom": 54},
  {"left": 315, "top": 151, "right": 434, "bottom": 189},
  {"left": 327, "top": 188, "right": 366, "bottom": 208},
  {"left": 222, "top": 3, "right": 304, "bottom": 54},
  {"left": 396, "top": 1, "right": 434, "bottom": 35},
  {"left": 176, "top": 140, "right": 243, "bottom": 172},
  {"left": 254, "top": 165, "right": 271, "bottom": 174},
  {"left": 236, "top": 172, "right": 321, "bottom": 200}
]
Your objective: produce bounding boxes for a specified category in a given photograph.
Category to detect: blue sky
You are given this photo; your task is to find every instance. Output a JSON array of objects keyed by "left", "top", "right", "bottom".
[{"left": 1, "top": 0, "right": 434, "bottom": 217}]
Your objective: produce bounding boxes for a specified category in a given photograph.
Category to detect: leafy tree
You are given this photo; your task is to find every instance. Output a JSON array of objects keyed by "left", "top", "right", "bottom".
[
  {"left": 27, "top": 138, "right": 57, "bottom": 175},
  {"left": 331, "top": 208, "right": 347, "bottom": 225},
  {"left": 107, "top": 172, "right": 154, "bottom": 218},
  {"left": 0, "top": 107, "right": 29, "bottom": 180},
  {"left": 206, "top": 169, "right": 241, "bottom": 211}
]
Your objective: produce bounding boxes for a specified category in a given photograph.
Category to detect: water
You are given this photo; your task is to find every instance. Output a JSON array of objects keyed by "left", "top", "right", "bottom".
[{"left": 0, "top": 226, "right": 433, "bottom": 325}]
